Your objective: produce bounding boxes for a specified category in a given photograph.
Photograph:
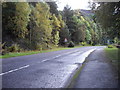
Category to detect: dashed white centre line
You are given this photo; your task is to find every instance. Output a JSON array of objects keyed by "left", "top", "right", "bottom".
[
  {"left": 0, "top": 65, "right": 30, "bottom": 76},
  {"left": 41, "top": 59, "right": 49, "bottom": 62},
  {"left": 1, "top": 48, "right": 96, "bottom": 76},
  {"left": 0, "top": 51, "right": 77, "bottom": 76}
]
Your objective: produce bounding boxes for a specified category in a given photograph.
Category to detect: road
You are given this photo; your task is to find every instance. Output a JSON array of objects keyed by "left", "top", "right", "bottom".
[
  {"left": 1, "top": 46, "right": 105, "bottom": 88},
  {"left": 73, "top": 48, "right": 118, "bottom": 88}
]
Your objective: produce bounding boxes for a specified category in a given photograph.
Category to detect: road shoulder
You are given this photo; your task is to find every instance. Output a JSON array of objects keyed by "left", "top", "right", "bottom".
[{"left": 68, "top": 48, "right": 118, "bottom": 88}]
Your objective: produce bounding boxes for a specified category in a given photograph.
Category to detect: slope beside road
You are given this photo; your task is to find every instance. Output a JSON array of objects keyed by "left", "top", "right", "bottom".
[{"left": 1, "top": 46, "right": 105, "bottom": 88}]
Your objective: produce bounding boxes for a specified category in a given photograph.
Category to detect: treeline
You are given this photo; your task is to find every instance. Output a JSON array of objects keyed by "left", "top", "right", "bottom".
[
  {"left": 92, "top": 2, "right": 120, "bottom": 44},
  {"left": 2, "top": 2, "right": 103, "bottom": 52}
]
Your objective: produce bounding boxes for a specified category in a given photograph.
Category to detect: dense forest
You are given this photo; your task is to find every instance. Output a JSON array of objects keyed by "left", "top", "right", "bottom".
[
  {"left": 1, "top": 1, "right": 120, "bottom": 54},
  {"left": 92, "top": 2, "right": 120, "bottom": 44}
]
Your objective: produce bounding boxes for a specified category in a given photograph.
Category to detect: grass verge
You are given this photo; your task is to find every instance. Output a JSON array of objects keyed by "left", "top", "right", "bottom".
[
  {"left": 105, "top": 48, "right": 118, "bottom": 60},
  {"left": 67, "top": 64, "right": 85, "bottom": 88},
  {"left": 0, "top": 45, "right": 92, "bottom": 59},
  {"left": 0, "top": 47, "right": 70, "bottom": 59},
  {"left": 105, "top": 47, "right": 119, "bottom": 70}
]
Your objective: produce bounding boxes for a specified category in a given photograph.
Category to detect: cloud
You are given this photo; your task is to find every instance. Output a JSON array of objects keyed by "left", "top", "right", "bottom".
[{"left": 57, "top": 0, "right": 91, "bottom": 10}]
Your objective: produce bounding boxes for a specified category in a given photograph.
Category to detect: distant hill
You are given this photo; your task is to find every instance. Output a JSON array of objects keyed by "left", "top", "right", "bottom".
[{"left": 80, "top": 9, "right": 94, "bottom": 18}]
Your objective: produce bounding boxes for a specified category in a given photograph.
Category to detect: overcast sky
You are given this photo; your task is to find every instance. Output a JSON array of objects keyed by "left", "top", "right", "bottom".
[{"left": 57, "top": 0, "right": 92, "bottom": 10}]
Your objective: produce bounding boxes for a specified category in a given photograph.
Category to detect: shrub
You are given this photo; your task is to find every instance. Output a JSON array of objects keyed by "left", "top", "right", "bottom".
[
  {"left": 0, "top": 42, "right": 9, "bottom": 55},
  {"left": 35, "top": 44, "right": 42, "bottom": 51},
  {"left": 91, "top": 42, "right": 96, "bottom": 46},
  {"left": 108, "top": 45, "right": 114, "bottom": 48},
  {"left": 1, "top": 49, "right": 9, "bottom": 55},
  {"left": 68, "top": 41, "right": 75, "bottom": 47},
  {"left": 116, "top": 41, "right": 120, "bottom": 48},
  {"left": 0, "top": 42, "right": 3, "bottom": 54},
  {"left": 118, "top": 41, "right": 120, "bottom": 45},
  {"left": 7, "top": 44, "right": 21, "bottom": 52},
  {"left": 81, "top": 42, "right": 86, "bottom": 46}
]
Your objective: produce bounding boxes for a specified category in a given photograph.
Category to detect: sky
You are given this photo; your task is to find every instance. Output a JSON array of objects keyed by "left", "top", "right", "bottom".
[{"left": 57, "top": 0, "right": 92, "bottom": 10}]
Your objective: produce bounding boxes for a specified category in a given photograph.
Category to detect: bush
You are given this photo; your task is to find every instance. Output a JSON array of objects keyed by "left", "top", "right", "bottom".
[
  {"left": 35, "top": 44, "right": 42, "bottom": 51},
  {"left": 7, "top": 44, "right": 21, "bottom": 52},
  {"left": 118, "top": 41, "right": 120, "bottom": 45},
  {"left": 81, "top": 42, "right": 86, "bottom": 46},
  {"left": 1, "top": 49, "right": 9, "bottom": 55},
  {"left": 68, "top": 41, "right": 75, "bottom": 47},
  {"left": 0, "top": 42, "right": 9, "bottom": 55},
  {"left": 108, "top": 45, "right": 114, "bottom": 48},
  {"left": 91, "top": 42, "right": 96, "bottom": 46},
  {"left": 0, "top": 42, "right": 3, "bottom": 54}
]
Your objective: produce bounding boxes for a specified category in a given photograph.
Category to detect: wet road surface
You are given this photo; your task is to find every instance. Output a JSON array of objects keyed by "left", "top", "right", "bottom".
[
  {"left": 73, "top": 48, "right": 118, "bottom": 88},
  {"left": 1, "top": 46, "right": 105, "bottom": 88}
]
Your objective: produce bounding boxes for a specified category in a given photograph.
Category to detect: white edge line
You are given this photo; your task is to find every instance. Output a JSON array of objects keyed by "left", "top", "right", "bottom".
[
  {"left": 0, "top": 48, "right": 96, "bottom": 76},
  {"left": 0, "top": 65, "right": 30, "bottom": 76},
  {"left": 79, "top": 48, "right": 96, "bottom": 63}
]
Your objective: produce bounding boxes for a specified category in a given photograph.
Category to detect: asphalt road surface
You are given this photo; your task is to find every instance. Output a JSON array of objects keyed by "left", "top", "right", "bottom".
[
  {"left": 73, "top": 48, "right": 118, "bottom": 88},
  {"left": 1, "top": 46, "right": 106, "bottom": 88}
]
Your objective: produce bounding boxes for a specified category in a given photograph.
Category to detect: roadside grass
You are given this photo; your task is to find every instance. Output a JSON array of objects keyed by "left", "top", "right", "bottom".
[
  {"left": 0, "top": 47, "right": 71, "bottom": 59},
  {"left": 105, "top": 47, "right": 119, "bottom": 70},
  {"left": 105, "top": 48, "right": 118, "bottom": 61},
  {"left": 0, "top": 45, "right": 95, "bottom": 59},
  {"left": 67, "top": 64, "right": 85, "bottom": 88}
]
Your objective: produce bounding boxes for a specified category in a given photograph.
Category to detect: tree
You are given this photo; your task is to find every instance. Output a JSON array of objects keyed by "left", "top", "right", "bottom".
[
  {"left": 2, "top": 2, "right": 16, "bottom": 42},
  {"left": 63, "top": 5, "right": 74, "bottom": 40},
  {"left": 95, "top": 2, "right": 120, "bottom": 40},
  {"left": 51, "top": 14, "right": 60, "bottom": 46},
  {"left": 71, "top": 16, "right": 86, "bottom": 44},
  {"left": 46, "top": 2, "right": 59, "bottom": 16},
  {"left": 28, "top": 2, "right": 52, "bottom": 50},
  {"left": 14, "top": 2, "right": 31, "bottom": 38},
  {"left": 2, "top": 2, "right": 31, "bottom": 45},
  {"left": 86, "top": 30, "right": 91, "bottom": 43},
  {"left": 62, "top": 7, "right": 92, "bottom": 44},
  {"left": 58, "top": 14, "right": 70, "bottom": 45}
]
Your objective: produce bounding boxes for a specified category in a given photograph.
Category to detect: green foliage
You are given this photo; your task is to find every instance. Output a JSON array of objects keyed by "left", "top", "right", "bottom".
[
  {"left": 62, "top": 5, "right": 102, "bottom": 45},
  {"left": 51, "top": 14, "right": 60, "bottom": 46},
  {"left": 63, "top": 7, "right": 87, "bottom": 44},
  {"left": 63, "top": 5, "right": 74, "bottom": 37},
  {"left": 2, "top": 2, "right": 104, "bottom": 54},
  {"left": 46, "top": 2, "right": 59, "bottom": 16},
  {"left": 0, "top": 42, "right": 7, "bottom": 55},
  {"left": 28, "top": 2, "right": 52, "bottom": 50},
  {"left": 118, "top": 41, "right": 120, "bottom": 45},
  {"left": 105, "top": 48, "right": 119, "bottom": 70},
  {"left": 108, "top": 45, "right": 114, "bottom": 48},
  {"left": 86, "top": 30, "right": 91, "bottom": 42},
  {"left": 58, "top": 14, "right": 70, "bottom": 45},
  {"left": 35, "top": 44, "right": 42, "bottom": 51},
  {"left": 114, "top": 37, "right": 119, "bottom": 44},
  {"left": 68, "top": 41, "right": 75, "bottom": 47},
  {"left": 95, "top": 2, "right": 120, "bottom": 39},
  {"left": 81, "top": 42, "right": 87, "bottom": 46},
  {"left": 15, "top": 2, "right": 31, "bottom": 38},
  {"left": 0, "top": 47, "right": 71, "bottom": 59},
  {"left": 2, "top": 2, "right": 31, "bottom": 39},
  {"left": 59, "top": 24, "right": 70, "bottom": 45},
  {"left": 70, "top": 15, "right": 82, "bottom": 43},
  {"left": 1, "top": 49, "right": 8, "bottom": 55},
  {"left": 7, "top": 44, "right": 21, "bottom": 52}
]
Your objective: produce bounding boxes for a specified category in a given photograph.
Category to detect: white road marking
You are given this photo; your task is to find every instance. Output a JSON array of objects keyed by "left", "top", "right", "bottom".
[
  {"left": 0, "top": 65, "right": 30, "bottom": 76},
  {"left": 54, "top": 55, "right": 61, "bottom": 58},
  {"left": 77, "top": 48, "right": 96, "bottom": 63},
  {"left": 1, "top": 48, "right": 96, "bottom": 76},
  {"left": 0, "top": 50, "right": 81, "bottom": 76},
  {"left": 41, "top": 59, "right": 49, "bottom": 62}
]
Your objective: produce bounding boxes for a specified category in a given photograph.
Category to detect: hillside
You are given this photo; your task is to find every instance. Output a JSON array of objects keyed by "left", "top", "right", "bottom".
[{"left": 80, "top": 9, "right": 94, "bottom": 18}]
